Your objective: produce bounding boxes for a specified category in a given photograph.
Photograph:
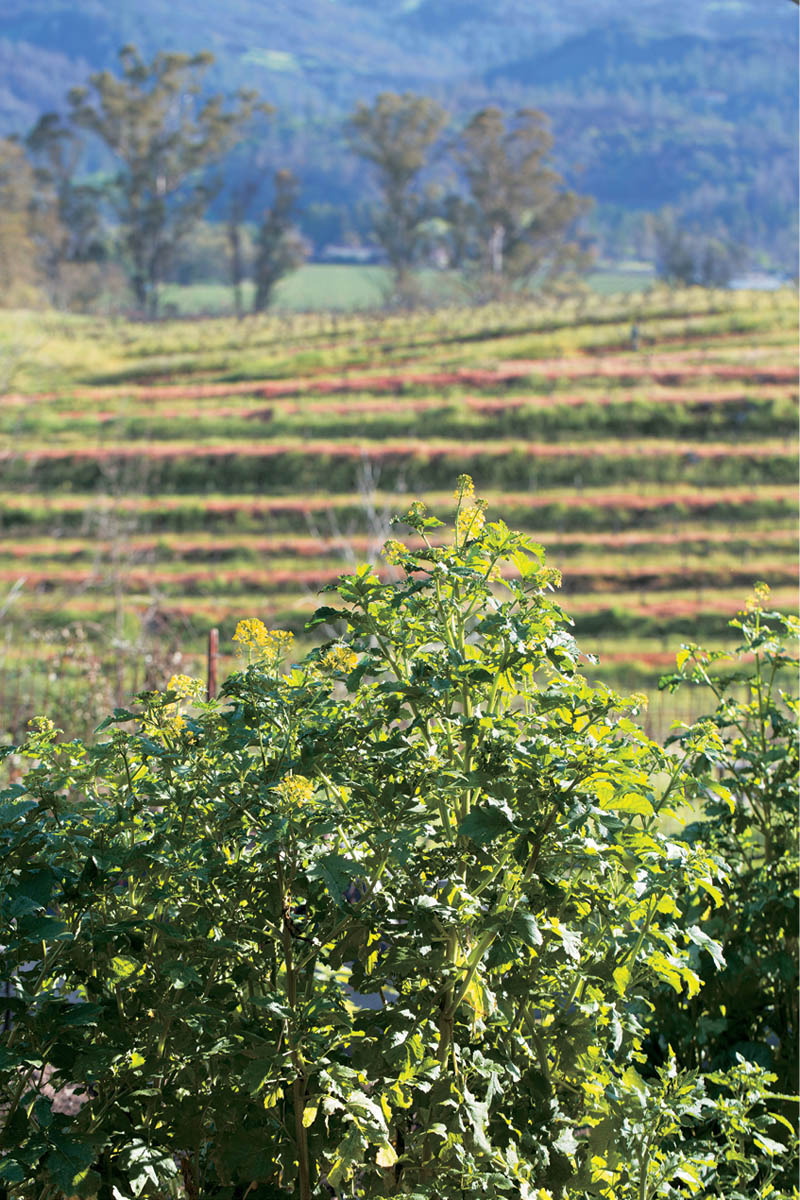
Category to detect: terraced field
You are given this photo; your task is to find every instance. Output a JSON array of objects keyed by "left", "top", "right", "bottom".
[{"left": 0, "top": 286, "right": 796, "bottom": 740}]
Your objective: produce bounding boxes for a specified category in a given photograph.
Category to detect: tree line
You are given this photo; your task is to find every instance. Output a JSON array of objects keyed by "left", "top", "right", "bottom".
[
  {"left": 0, "top": 45, "right": 593, "bottom": 317},
  {"left": 0, "top": 44, "right": 755, "bottom": 319}
]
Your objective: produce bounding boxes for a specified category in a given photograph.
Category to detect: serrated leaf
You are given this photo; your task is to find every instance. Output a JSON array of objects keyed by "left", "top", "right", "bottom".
[
  {"left": 647, "top": 951, "right": 683, "bottom": 993},
  {"left": 119, "top": 1142, "right": 178, "bottom": 1197},
  {"left": 673, "top": 1164, "right": 703, "bottom": 1193},
  {"left": 510, "top": 910, "right": 543, "bottom": 948},
  {"left": 327, "top": 1126, "right": 366, "bottom": 1188},
  {"left": 458, "top": 803, "right": 514, "bottom": 845},
  {"left": 44, "top": 1140, "right": 97, "bottom": 1194},
  {"left": 376, "top": 1142, "right": 398, "bottom": 1168},
  {"left": 59, "top": 1003, "right": 103, "bottom": 1027},
  {"left": 548, "top": 917, "right": 581, "bottom": 961},
  {"left": 698, "top": 877, "right": 724, "bottom": 907},
  {"left": 263, "top": 1086, "right": 284, "bottom": 1109},
  {"left": 753, "top": 1133, "right": 786, "bottom": 1157},
  {"left": 598, "top": 792, "right": 654, "bottom": 817},
  {"left": 308, "top": 853, "right": 360, "bottom": 906},
  {"left": 552, "top": 1127, "right": 579, "bottom": 1158},
  {"left": 613, "top": 964, "right": 630, "bottom": 996},
  {"left": 0, "top": 1160, "right": 25, "bottom": 1184},
  {"left": 622, "top": 1065, "right": 647, "bottom": 1095},
  {"left": 687, "top": 925, "right": 726, "bottom": 970}
]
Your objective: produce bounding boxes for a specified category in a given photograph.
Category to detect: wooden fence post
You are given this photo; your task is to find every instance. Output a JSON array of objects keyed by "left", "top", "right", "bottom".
[{"left": 207, "top": 628, "right": 219, "bottom": 701}]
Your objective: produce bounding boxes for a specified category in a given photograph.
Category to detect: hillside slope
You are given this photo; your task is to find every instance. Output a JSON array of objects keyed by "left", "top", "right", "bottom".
[{"left": 0, "top": 287, "right": 797, "bottom": 740}]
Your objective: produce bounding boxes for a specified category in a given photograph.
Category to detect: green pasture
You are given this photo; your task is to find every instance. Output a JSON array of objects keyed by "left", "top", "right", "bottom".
[{"left": 158, "top": 261, "right": 657, "bottom": 316}]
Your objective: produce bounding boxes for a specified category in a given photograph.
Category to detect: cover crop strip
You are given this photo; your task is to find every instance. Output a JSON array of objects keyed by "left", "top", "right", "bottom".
[
  {"left": 12, "top": 587, "right": 797, "bottom": 645},
  {"left": 1, "top": 559, "right": 794, "bottom": 597},
  {"left": 3, "top": 353, "right": 797, "bottom": 407},
  {"left": 0, "top": 526, "right": 795, "bottom": 564},
  {"left": 4, "top": 388, "right": 796, "bottom": 445},
  {"left": 2, "top": 439, "right": 793, "bottom": 494},
  {"left": 1, "top": 485, "right": 795, "bottom": 535}
]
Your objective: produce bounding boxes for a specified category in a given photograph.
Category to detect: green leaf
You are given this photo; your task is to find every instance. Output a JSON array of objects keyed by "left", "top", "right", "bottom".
[
  {"left": 510, "top": 910, "right": 543, "bottom": 948},
  {"left": 118, "top": 1142, "right": 179, "bottom": 1197},
  {"left": 753, "top": 1133, "right": 786, "bottom": 1157},
  {"left": 58, "top": 1003, "right": 103, "bottom": 1027},
  {"left": 458, "top": 802, "right": 514, "bottom": 845},
  {"left": 547, "top": 917, "right": 581, "bottom": 961},
  {"left": 647, "top": 950, "right": 683, "bottom": 993},
  {"left": 598, "top": 791, "right": 654, "bottom": 817},
  {"left": 263, "top": 1086, "right": 284, "bottom": 1109},
  {"left": 327, "top": 1126, "right": 367, "bottom": 1188},
  {"left": 0, "top": 1159, "right": 26, "bottom": 1185},
  {"left": 686, "top": 925, "right": 726, "bottom": 970},
  {"left": 552, "top": 1127, "right": 579, "bottom": 1158},
  {"left": 376, "top": 1142, "right": 398, "bottom": 1168},
  {"left": 613, "top": 964, "right": 631, "bottom": 995},
  {"left": 43, "top": 1139, "right": 97, "bottom": 1194},
  {"left": 673, "top": 1164, "right": 703, "bottom": 1193},
  {"left": 17, "top": 914, "right": 68, "bottom": 940},
  {"left": 306, "top": 605, "right": 350, "bottom": 630},
  {"left": 308, "top": 853, "right": 360, "bottom": 906},
  {"left": 95, "top": 708, "right": 139, "bottom": 731}
]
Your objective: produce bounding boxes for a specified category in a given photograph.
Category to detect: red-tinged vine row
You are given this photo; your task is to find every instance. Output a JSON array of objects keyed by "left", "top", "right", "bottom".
[{"left": 0, "top": 290, "right": 796, "bottom": 734}]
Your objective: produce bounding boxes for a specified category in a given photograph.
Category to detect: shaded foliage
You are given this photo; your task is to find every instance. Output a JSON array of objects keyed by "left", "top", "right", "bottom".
[{"left": 1, "top": 486, "right": 796, "bottom": 1197}]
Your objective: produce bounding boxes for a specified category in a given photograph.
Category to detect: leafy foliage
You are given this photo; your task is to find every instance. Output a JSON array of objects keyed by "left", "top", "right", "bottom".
[
  {"left": 252, "top": 169, "right": 307, "bottom": 313},
  {"left": 67, "top": 45, "right": 258, "bottom": 315},
  {"left": 452, "top": 107, "right": 590, "bottom": 299},
  {"left": 347, "top": 92, "right": 447, "bottom": 300},
  {"left": 0, "top": 485, "right": 796, "bottom": 1198},
  {"left": 648, "top": 586, "right": 799, "bottom": 1188}
]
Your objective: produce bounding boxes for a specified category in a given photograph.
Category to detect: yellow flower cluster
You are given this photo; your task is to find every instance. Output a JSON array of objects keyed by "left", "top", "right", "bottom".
[
  {"left": 454, "top": 473, "right": 475, "bottom": 502},
  {"left": 537, "top": 566, "right": 562, "bottom": 590},
  {"left": 321, "top": 643, "right": 358, "bottom": 674},
  {"left": 382, "top": 538, "right": 406, "bottom": 565},
  {"left": 233, "top": 618, "right": 294, "bottom": 665},
  {"left": 27, "top": 716, "right": 56, "bottom": 735},
  {"left": 167, "top": 674, "right": 204, "bottom": 700},
  {"left": 456, "top": 501, "right": 486, "bottom": 544},
  {"left": 745, "top": 581, "right": 770, "bottom": 614},
  {"left": 160, "top": 675, "right": 203, "bottom": 740},
  {"left": 233, "top": 617, "right": 270, "bottom": 652},
  {"left": 275, "top": 773, "right": 314, "bottom": 806},
  {"left": 454, "top": 476, "right": 489, "bottom": 546}
]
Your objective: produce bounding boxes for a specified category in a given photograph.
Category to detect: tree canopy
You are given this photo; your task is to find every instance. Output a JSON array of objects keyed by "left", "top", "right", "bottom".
[
  {"left": 454, "top": 107, "right": 590, "bottom": 298},
  {"left": 67, "top": 45, "right": 258, "bottom": 315},
  {"left": 347, "top": 92, "right": 448, "bottom": 301}
]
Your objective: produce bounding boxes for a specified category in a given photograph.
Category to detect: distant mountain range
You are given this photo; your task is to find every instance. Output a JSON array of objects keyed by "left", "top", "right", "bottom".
[{"left": 0, "top": 0, "right": 796, "bottom": 265}]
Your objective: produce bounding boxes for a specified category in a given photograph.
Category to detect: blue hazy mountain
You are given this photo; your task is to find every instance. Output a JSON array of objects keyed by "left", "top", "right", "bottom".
[
  {"left": 0, "top": 0, "right": 796, "bottom": 264},
  {"left": 1, "top": 0, "right": 795, "bottom": 128}
]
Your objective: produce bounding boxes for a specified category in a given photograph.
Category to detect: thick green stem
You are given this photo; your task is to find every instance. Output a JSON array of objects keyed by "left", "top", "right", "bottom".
[
  {"left": 450, "top": 928, "right": 497, "bottom": 1015},
  {"left": 278, "top": 859, "right": 312, "bottom": 1200}
]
